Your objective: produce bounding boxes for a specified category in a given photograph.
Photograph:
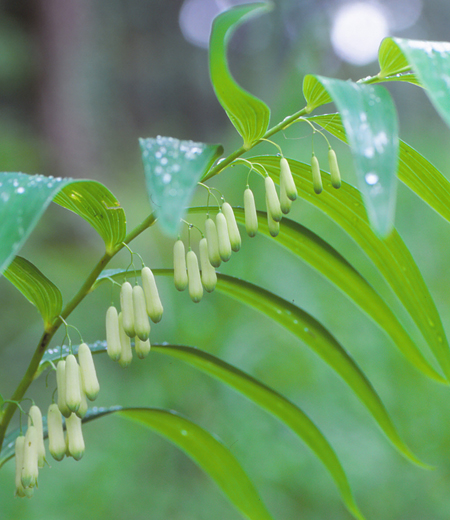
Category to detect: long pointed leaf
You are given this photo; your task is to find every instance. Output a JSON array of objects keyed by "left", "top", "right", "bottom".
[
  {"left": 303, "top": 76, "right": 399, "bottom": 237},
  {"left": 3, "top": 256, "right": 62, "bottom": 330},
  {"left": 36, "top": 341, "right": 364, "bottom": 519},
  {"left": 209, "top": 3, "right": 272, "bottom": 148},
  {"left": 139, "top": 137, "right": 223, "bottom": 236},
  {"left": 251, "top": 154, "right": 450, "bottom": 383},
  {"left": 94, "top": 269, "right": 424, "bottom": 467},
  {"left": 187, "top": 207, "right": 443, "bottom": 383}
]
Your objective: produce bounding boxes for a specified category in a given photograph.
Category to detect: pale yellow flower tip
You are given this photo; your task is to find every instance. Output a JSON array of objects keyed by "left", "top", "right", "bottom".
[
  {"left": 216, "top": 211, "right": 232, "bottom": 262},
  {"left": 222, "top": 202, "right": 241, "bottom": 252},
  {"left": 135, "top": 336, "right": 151, "bottom": 359},
  {"left": 173, "top": 240, "right": 188, "bottom": 291},
  {"left": 244, "top": 188, "right": 258, "bottom": 237},
  {"left": 205, "top": 217, "right": 221, "bottom": 268},
  {"left": 56, "top": 360, "right": 70, "bottom": 418},
  {"left": 28, "top": 405, "right": 46, "bottom": 468},
  {"left": 66, "top": 413, "right": 85, "bottom": 461},
  {"left": 280, "top": 157, "right": 297, "bottom": 201},
  {"left": 328, "top": 149, "right": 341, "bottom": 189},
  {"left": 106, "top": 306, "right": 121, "bottom": 361},
  {"left": 187, "top": 250, "right": 203, "bottom": 303},
  {"left": 21, "top": 425, "right": 38, "bottom": 489},
  {"left": 15, "top": 435, "right": 33, "bottom": 498},
  {"left": 141, "top": 266, "right": 163, "bottom": 322},
  {"left": 118, "top": 312, "right": 133, "bottom": 367},
  {"left": 120, "top": 281, "right": 135, "bottom": 338},
  {"left": 265, "top": 175, "right": 282, "bottom": 222},
  {"left": 78, "top": 342, "right": 100, "bottom": 401},
  {"left": 65, "top": 354, "right": 82, "bottom": 414},
  {"left": 47, "top": 403, "right": 66, "bottom": 461},
  {"left": 199, "top": 237, "right": 217, "bottom": 293},
  {"left": 311, "top": 154, "right": 323, "bottom": 194},
  {"left": 132, "top": 285, "right": 150, "bottom": 342}
]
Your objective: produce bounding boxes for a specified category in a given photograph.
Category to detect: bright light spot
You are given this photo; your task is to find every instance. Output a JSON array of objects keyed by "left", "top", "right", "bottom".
[{"left": 331, "top": 2, "right": 389, "bottom": 65}]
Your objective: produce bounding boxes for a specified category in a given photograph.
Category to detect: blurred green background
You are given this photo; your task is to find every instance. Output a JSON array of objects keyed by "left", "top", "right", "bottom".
[{"left": 2, "top": 0, "right": 450, "bottom": 518}]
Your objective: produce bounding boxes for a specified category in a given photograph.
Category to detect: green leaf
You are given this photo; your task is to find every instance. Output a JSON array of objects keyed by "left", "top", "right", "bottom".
[
  {"left": 303, "top": 76, "right": 399, "bottom": 237},
  {"left": 36, "top": 341, "right": 364, "bottom": 519},
  {"left": 187, "top": 207, "right": 443, "bottom": 383},
  {"left": 139, "top": 137, "right": 223, "bottom": 237},
  {"left": 0, "top": 172, "right": 72, "bottom": 275},
  {"left": 209, "top": 3, "right": 272, "bottom": 148},
  {"left": 53, "top": 181, "right": 126, "bottom": 253},
  {"left": 379, "top": 38, "right": 450, "bottom": 129},
  {"left": 3, "top": 256, "right": 62, "bottom": 330},
  {"left": 310, "top": 112, "right": 450, "bottom": 225},
  {"left": 303, "top": 75, "right": 332, "bottom": 113},
  {"left": 94, "top": 269, "right": 424, "bottom": 467},
  {"left": 252, "top": 153, "right": 450, "bottom": 382}
]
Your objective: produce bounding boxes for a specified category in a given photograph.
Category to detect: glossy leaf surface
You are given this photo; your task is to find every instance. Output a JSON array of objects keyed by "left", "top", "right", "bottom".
[
  {"left": 209, "top": 3, "right": 272, "bottom": 148},
  {"left": 303, "top": 76, "right": 399, "bottom": 237},
  {"left": 379, "top": 38, "right": 450, "bottom": 128},
  {"left": 188, "top": 207, "right": 443, "bottom": 383},
  {"left": 36, "top": 340, "right": 363, "bottom": 519},
  {"left": 252, "top": 153, "right": 450, "bottom": 382},
  {"left": 54, "top": 181, "right": 126, "bottom": 252},
  {"left": 0, "top": 173, "right": 71, "bottom": 275},
  {"left": 94, "top": 269, "right": 422, "bottom": 466},
  {"left": 3, "top": 256, "right": 62, "bottom": 330},
  {"left": 139, "top": 137, "right": 223, "bottom": 236}
]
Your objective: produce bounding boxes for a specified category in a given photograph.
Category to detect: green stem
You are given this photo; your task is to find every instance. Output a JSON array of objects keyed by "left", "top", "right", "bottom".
[
  {"left": 0, "top": 213, "right": 157, "bottom": 449},
  {"left": 201, "top": 106, "right": 308, "bottom": 181}
]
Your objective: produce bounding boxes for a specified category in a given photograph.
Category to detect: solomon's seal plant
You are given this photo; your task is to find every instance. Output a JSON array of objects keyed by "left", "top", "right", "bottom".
[{"left": 3, "top": 2, "right": 450, "bottom": 519}]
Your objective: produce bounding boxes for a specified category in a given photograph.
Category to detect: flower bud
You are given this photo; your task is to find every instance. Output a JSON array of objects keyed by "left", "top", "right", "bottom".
[
  {"left": 78, "top": 342, "right": 100, "bottom": 401},
  {"left": 264, "top": 176, "right": 282, "bottom": 222},
  {"left": 21, "top": 425, "right": 38, "bottom": 488},
  {"left": 66, "top": 413, "right": 85, "bottom": 461},
  {"left": 216, "top": 212, "right": 232, "bottom": 262},
  {"left": 173, "top": 240, "right": 188, "bottom": 291},
  {"left": 15, "top": 435, "right": 33, "bottom": 498},
  {"left": 132, "top": 285, "right": 150, "bottom": 341},
  {"left": 244, "top": 188, "right": 258, "bottom": 237},
  {"left": 47, "top": 403, "right": 66, "bottom": 461},
  {"left": 266, "top": 194, "right": 280, "bottom": 237},
  {"left": 76, "top": 376, "right": 88, "bottom": 419},
  {"left": 199, "top": 237, "right": 217, "bottom": 293},
  {"left": 280, "top": 157, "right": 297, "bottom": 201},
  {"left": 222, "top": 202, "right": 241, "bottom": 252},
  {"left": 106, "top": 306, "right": 121, "bottom": 361},
  {"left": 28, "top": 406, "right": 46, "bottom": 468},
  {"left": 328, "top": 148, "right": 341, "bottom": 189},
  {"left": 141, "top": 266, "right": 163, "bottom": 322},
  {"left": 120, "top": 281, "right": 135, "bottom": 338},
  {"left": 205, "top": 217, "right": 221, "bottom": 267},
  {"left": 280, "top": 178, "right": 292, "bottom": 215},
  {"left": 65, "top": 354, "right": 81, "bottom": 413},
  {"left": 135, "top": 336, "right": 151, "bottom": 359},
  {"left": 118, "top": 312, "right": 133, "bottom": 367},
  {"left": 187, "top": 250, "right": 203, "bottom": 303},
  {"left": 311, "top": 154, "right": 323, "bottom": 194},
  {"left": 56, "top": 360, "right": 70, "bottom": 418}
]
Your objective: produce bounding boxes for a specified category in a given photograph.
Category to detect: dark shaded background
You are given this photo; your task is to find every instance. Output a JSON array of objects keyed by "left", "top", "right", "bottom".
[{"left": 2, "top": 1, "right": 450, "bottom": 519}]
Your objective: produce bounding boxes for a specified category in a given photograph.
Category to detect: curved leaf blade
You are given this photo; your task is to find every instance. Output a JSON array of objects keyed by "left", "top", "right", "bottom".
[
  {"left": 94, "top": 269, "right": 424, "bottom": 467},
  {"left": 209, "top": 3, "right": 272, "bottom": 148},
  {"left": 3, "top": 256, "right": 62, "bottom": 330},
  {"left": 303, "top": 75, "right": 332, "bottom": 113},
  {"left": 304, "top": 76, "right": 399, "bottom": 237},
  {"left": 187, "top": 207, "right": 443, "bottom": 383},
  {"left": 139, "top": 137, "right": 223, "bottom": 236},
  {"left": 378, "top": 37, "right": 412, "bottom": 77},
  {"left": 0, "top": 172, "right": 72, "bottom": 275},
  {"left": 53, "top": 181, "right": 126, "bottom": 252},
  {"left": 252, "top": 153, "right": 450, "bottom": 382},
  {"left": 380, "top": 38, "right": 450, "bottom": 128},
  {"left": 36, "top": 341, "right": 364, "bottom": 519}
]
